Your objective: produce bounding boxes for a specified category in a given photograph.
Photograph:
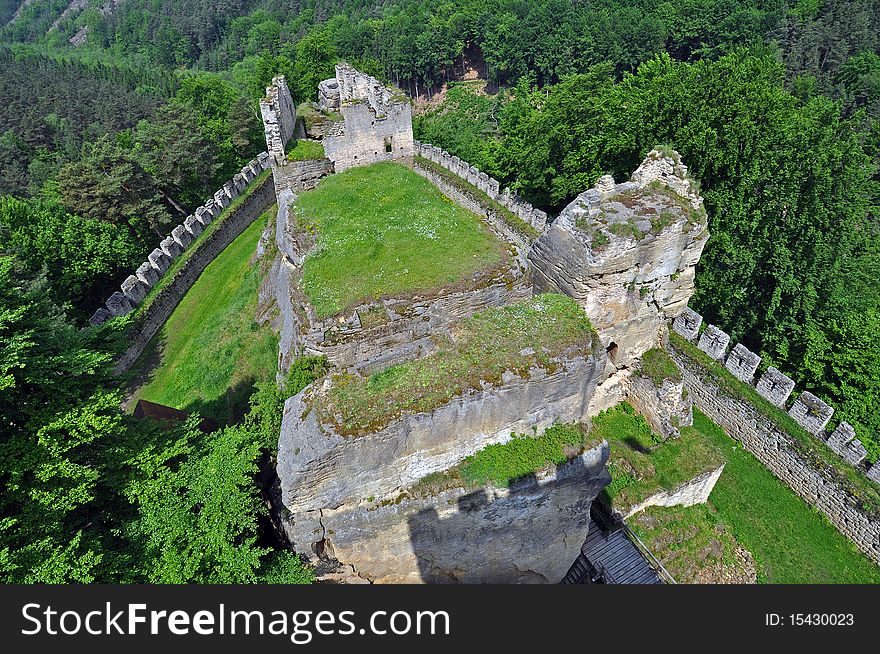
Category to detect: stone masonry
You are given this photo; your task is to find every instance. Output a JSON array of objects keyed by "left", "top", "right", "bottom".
[
  {"left": 414, "top": 141, "right": 548, "bottom": 235},
  {"left": 725, "top": 343, "right": 761, "bottom": 384},
  {"left": 91, "top": 154, "right": 272, "bottom": 329},
  {"left": 259, "top": 76, "right": 297, "bottom": 166},
  {"left": 754, "top": 367, "right": 795, "bottom": 408},
  {"left": 670, "top": 306, "right": 880, "bottom": 564},
  {"left": 697, "top": 324, "right": 730, "bottom": 360},
  {"left": 672, "top": 306, "right": 702, "bottom": 341},
  {"left": 320, "top": 63, "right": 414, "bottom": 172},
  {"left": 788, "top": 391, "right": 834, "bottom": 436}
]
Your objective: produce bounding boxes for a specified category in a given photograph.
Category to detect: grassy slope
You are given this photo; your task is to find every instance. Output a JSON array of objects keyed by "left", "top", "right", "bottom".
[
  {"left": 296, "top": 161, "right": 504, "bottom": 317},
  {"left": 691, "top": 409, "right": 880, "bottom": 584},
  {"left": 595, "top": 403, "right": 879, "bottom": 582},
  {"left": 129, "top": 210, "right": 277, "bottom": 424}
]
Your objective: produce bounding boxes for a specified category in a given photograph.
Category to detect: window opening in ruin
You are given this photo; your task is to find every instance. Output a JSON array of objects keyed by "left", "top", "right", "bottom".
[
  {"left": 606, "top": 342, "right": 619, "bottom": 363},
  {"left": 384, "top": 136, "right": 393, "bottom": 153}
]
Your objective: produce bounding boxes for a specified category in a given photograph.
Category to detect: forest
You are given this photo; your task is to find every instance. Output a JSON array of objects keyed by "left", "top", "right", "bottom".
[{"left": 1, "top": 0, "right": 879, "bottom": 582}]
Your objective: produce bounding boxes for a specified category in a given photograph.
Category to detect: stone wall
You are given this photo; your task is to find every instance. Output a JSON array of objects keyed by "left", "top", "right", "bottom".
[
  {"left": 271, "top": 157, "right": 333, "bottom": 195},
  {"left": 626, "top": 374, "right": 693, "bottom": 439},
  {"left": 314, "top": 446, "right": 611, "bottom": 583},
  {"left": 89, "top": 153, "right": 272, "bottom": 328},
  {"left": 321, "top": 63, "right": 414, "bottom": 172},
  {"left": 414, "top": 140, "right": 548, "bottom": 234},
  {"left": 260, "top": 76, "right": 297, "bottom": 166},
  {"left": 672, "top": 308, "right": 878, "bottom": 483},
  {"left": 623, "top": 465, "right": 725, "bottom": 519},
  {"left": 669, "top": 328, "right": 880, "bottom": 565},
  {"left": 411, "top": 157, "right": 533, "bottom": 265},
  {"left": 111, "top": 172, "right": 276, "bottom": 375}
]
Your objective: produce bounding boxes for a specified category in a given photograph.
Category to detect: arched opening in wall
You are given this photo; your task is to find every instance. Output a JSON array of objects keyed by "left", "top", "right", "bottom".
[
  {"left": 606, "top": 342, "right": 619, "bottom": 363},
  {"left": 384, "top": 136, "right": 393, "bottom": 153}
]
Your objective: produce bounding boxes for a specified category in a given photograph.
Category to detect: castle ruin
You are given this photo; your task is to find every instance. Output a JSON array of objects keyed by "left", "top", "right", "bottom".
[{"left": 255, "top": 65, "right": 878, "bottom": 581}]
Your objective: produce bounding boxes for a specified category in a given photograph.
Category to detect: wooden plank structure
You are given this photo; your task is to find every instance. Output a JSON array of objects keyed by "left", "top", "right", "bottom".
[{"left": 561, "top": 517, "right": 663, "bottom": 584}]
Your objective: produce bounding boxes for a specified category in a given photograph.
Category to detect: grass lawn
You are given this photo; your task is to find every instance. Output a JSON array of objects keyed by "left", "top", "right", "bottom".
[
  {"left": 128, "top": 209, "right": 278, "bottom": 424},
  {"left": 295, "top": 161, "right": 505, "bottom": 317},
  {"left": 316, "top": 294, "right": 597, "bottom": 436},
  {"left": 690, "top": 409, "right": 880, "bottom": 583},
  {"left": 594, "top": 403, "right": 879, "bottom": 582}
]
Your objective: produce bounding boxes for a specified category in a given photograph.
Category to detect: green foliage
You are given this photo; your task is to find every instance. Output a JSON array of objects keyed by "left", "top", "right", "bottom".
[
  {"left": 640, "top": 348, "right": 682, "bottom": 387},
  {"left": 319, "top": 294, "right": 596, "bottom": 436},
  {"left": 56, "top": 134, "right": 171, "bottom": 236},
  {"left": 292, "top": 29, "right": 337, "bottom": 103},
  {"left": 413, "top": 82, "right": 505, "bottom": 174},
  {"left": 124, "top": 421, "right": 269, "bottom": 583},
  {"left": 174, "top": 73, "right": 263, "bottom": 181},
  {"left": 0, "top": 195, "right": 143, "bottom": 315},
  {"left": 296, "top": 161, "right": 504, "bottom": 317},
  {"left": 458, "top": 423, "right": 589, "bottom": 487},
  {"left": 286, "top": 139, "right": 325, "bottom": 162},
  {"left": 134, "top": 102, "right": 222, "bottom": 209}
]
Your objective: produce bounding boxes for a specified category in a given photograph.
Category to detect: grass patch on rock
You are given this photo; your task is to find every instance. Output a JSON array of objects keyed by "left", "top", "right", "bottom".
[
  {"left": 296, "top": 161, "right": 505, "bottom": 317},
  {"left": 591, "top": 403, "right": 723, "bottom": 509},
  {"left": 412, "top": 423, "right": 591, "bottom": 496},
  {"left": 640, "top": 347, "right": 682, "bottom": 386},
  {"left": 316, "top": 294, "right": 597, "bottom": 436},
  {"left": 286, "top": 139, "right": 326, "bottom": 162}
]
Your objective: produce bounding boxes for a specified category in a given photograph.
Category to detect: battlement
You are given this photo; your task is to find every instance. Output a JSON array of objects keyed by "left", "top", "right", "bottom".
[
  {"left": 88, "top": 155, "right": 272, "bottom": 327},
  {"left": 671, "top": 308, "right": 880, "bottom": 485},
  {"left": 414, "top": 141, "right": 548, "bottom": 234}
]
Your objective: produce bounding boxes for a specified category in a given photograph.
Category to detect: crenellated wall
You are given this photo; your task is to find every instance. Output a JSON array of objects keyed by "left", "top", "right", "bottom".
[
  {"left": 671, "top": 308, "right": 876, "bottom": 479},
  {"left": 110, "top": 170, "right": 276, "bottom": 375},
  {"left": 414, "top": 141, "right": 548, "bottom": 234},
  {"left": 89, "top": 153, "right": 272, "bottom": 329},
  {"left": 670, "top": 308, "right": 880, "bottom": 563}
]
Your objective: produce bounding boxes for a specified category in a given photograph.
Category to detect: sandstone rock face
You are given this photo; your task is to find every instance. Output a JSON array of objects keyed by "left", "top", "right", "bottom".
[
  {"left": 277, "top": 353, "right": 606, "bottom": 534},
  {"left": 314, "top": 446, "right": 611, "bottom": 584},
  {"left": 529, "top": 149, "right": 709, "bottom": 367},
  {"left": 627, "top": 374, "right": 693, "bottom": 439}
]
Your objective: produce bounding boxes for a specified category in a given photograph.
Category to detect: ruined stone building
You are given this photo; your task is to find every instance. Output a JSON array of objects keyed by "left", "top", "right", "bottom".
[
  {"left": 318, "top": 63, "right": 414, "bottom": 171},
  {"left": 255, "top": 65, "right": 879, "bottom": 582}
]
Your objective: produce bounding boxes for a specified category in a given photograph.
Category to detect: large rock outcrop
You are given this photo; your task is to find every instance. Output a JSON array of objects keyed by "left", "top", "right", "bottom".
[
  {"left": 317, "top": 446, "right": 612, "bottom": 584},
  {"left": 277, "top": 351, "right": 606, "bottom": 556},
  {"left": 529, "top": 149, "right": 709, "bottom": 368}
]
